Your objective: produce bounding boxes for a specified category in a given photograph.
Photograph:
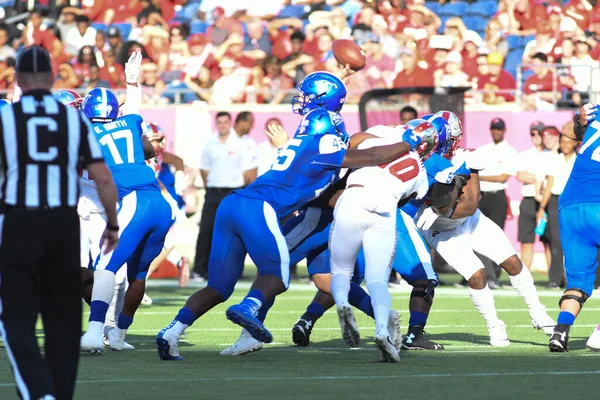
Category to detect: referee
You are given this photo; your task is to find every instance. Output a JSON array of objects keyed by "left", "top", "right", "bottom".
[{"left": 0, "top": 46, "right": 119, "bottom": 400}]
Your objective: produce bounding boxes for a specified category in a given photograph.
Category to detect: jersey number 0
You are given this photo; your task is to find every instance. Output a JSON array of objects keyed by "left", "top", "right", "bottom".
[{"left": 379, "top": 155, "right": 419, "bottom": 182}]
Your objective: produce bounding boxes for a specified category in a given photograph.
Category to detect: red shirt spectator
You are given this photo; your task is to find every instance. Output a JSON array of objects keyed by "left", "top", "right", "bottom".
[
  {"left": 267, "top": 18, "right": 304, "bottom": 60},
  {"left": 523, "top": 53, "right": 564, "bottom": 95},
  {"left": 477, "top": 53, "right": 516, "bottom": 103},
  {"left": 393, "top": 47, "right": 434, "bottom": 88},
  {"left": 564, "top": 0, "right": 591, "bottom": 32},
  {"left": 206, "top": 7, "right": 244, "bottom": 46},
  {"left": 99, "top": 49, "right": 125, "bottom": 88},
  {"left": 511, "top": 0, "right": 547, "bottom": 33}
]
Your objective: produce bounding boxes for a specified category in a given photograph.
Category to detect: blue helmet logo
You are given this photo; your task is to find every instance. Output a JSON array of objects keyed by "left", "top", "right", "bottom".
[
  {"left": 53, "top": 89, "right": 82, "bottom": 108},
  {"left": 427, "top": 116, "right": 452, "bottom": 156},
  {"left": 0, "top": 99, "right": 11, "bottom": 109},
  {"left": 82, "top": 88, "right": 119, "bottom": 122},
  {"left": 295, "top": 108, "right": 349, "bottom": 146},
  {"left": 292, "top": 72, "right": 347, "bottom": 116}
]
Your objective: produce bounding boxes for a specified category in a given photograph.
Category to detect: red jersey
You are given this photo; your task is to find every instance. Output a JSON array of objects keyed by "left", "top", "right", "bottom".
[
  {"left": 477, "top": 70, "right": 516, "bottom": 101},
  {"left": 515, "top": 4, "right": 547, "bottom": 31},
  {"left": 392, "top": 67, "right": 434, "bottom": 88},
  {"left": 523, "top": 72, "right": 563, "bottom": 94}
]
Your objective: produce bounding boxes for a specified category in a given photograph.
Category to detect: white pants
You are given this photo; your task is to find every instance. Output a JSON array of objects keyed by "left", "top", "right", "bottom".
[
  {"left": 330, "top": 189, "right": 396, "bottom": 291},
  {"left": 420, "top": 210, "right": 516, "bottom": 280}
]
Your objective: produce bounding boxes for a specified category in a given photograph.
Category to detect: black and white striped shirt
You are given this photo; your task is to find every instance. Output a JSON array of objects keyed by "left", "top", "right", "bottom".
[{"left": 0, "top": 90, "right": 104, "bottom": 209}]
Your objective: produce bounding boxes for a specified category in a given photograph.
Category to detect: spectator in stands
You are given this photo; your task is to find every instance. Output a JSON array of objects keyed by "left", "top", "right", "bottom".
[
  {"left": 329, "top": 7, "right": 352, "bottom": 40},
  {"left": 21, "top": 8, "right": 64, "bottom": 64},
  {"left": 54, "top": 63, "right": 79, "bottom": 90},
  {"left": 95, "top": 31, "right": 109, "bottom": 53},
  {"left": 73, "top": 45, "right": 98, "bottom": 85},
  {"left": 477, "top": 52, "right": 516, "bottom": 104},
  {"left": 351, "top": 6, "right": 375, "bottom": 44},
  {"left": 85, "top": 65, "right": 112, "bottom": 90},
  {"left": 56, "top": 7, "right": 79, "bottom": 42},
  {"left": 99, "top": 49, "right": 124, "bottom": 88},
  {"left": 258, "top": 117, "right": 285, "bottom": 177},
  {"left": 141, "top": 25, "right": 170, "bottom": 73},
  {"left": 82, "top": 0, "right": 117, "bottom": 26},
  {"left": 392, "top": 45, "right": 433, "bottom": 88},
  {"left": 210, "top": 58, "right": 249, "bottom": 105},
  {"left": 0, "top": 28, "right": 16, "bottom": 62},
  {"left": 371, "top": 14, "right": 398, "bottom": 59},
  {"left": 547, "top": 2, "right": 564, "bottom": 34},
  {"left": 462, "top": 31, "right": 484, "bottom": 79},
  {"left": 522, "top": 53, "right": 563, "bottom": 110},
  {"left": 139, "top": 62, "right": 166, "bottom": 104},
  {"left": 183, "top": 66, "right": 213, "bottom": 102},
  {"left": 362, "top": 34, "right": 395, "bottom": 88},
  {"left": 214, "top": 34, "right": 256, "bottom": 69},
  {"left": 428, "top": 34, "right": 452, "bottom": 76},
  {"left": 542, "top": 126, "right": 560, "bottom": 155},
  {"left": 107, "top": 26, "right": 123, "bottom": 56},
  {"left": 554, "top": 38, "right": 575, "bottom": 64},
  {"left": 282, "top": 31, "right": 313, "bottom": 85},
  {"left": 117, "top": 41, "right": 151, "bottom": 67},
  {"left": 64, "top": 15, "right": 96, "bottom": 57},
  {"left": 399, "top": 105, "right": 418, "bottom": 125},
  {"left": 206, "top": 6, "right": 244, "bottom": 47},
  {"left": 259, "top": 56, "right": 294, "bottom": 105},
  {"left": 484, "top": 19, "right": 509, "bottom": 59},
  {"left": 558, "top": 17, "right": 581, "bottom": 43},
  {"left": 570, "top": 36, "right": 599, "bottom": 106},
  {"left": 244, "top": 18, "right": 271, "bottom": 62},
  {"left": 516, "top": 121, "right": 555, "bottom": 269},
  {"left": 437, "top": 52, "right": 471, "bottom": 88},
  {"left": 268, "top": 17, "right": 305, "bottom": 60},
  {"left": 507, "top": 0, "right": 548, "bottom": 36},
  {"left": 564, "top": 0, "right": 592, "bottom": 32},
  {"left": 0, "top": 56, "right": 15, "bottom": 95},
  {"left": 522, "top": 22, "right": 556, "bottom": 64},
  {"left": 165, "top": 26, "right": 190, "bottom": 82}
]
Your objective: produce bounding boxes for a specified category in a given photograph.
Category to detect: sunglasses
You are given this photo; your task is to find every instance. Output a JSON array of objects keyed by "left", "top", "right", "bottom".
[
  {"left": 530, "top": 131, "right": 541, "bottom": 137},
  {"left": 477, "top": 62, "right": 487, "bottom": 66}
]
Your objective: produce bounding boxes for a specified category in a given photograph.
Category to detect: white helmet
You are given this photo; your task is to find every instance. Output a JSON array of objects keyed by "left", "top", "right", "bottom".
[{"left": 433, "top": 110, "right": 463, "bottom": 157}]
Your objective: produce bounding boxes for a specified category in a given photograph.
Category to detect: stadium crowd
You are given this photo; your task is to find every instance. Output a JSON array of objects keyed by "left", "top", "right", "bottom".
[{"left": 1, "top": 0, "right": 600, "bottom": 107}]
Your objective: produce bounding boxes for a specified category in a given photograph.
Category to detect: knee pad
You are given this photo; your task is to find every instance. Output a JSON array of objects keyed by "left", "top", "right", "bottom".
[
  {"left": 410, "top": 280, "right": 438, "bottom": 305},
  {"left": 559, "top": 288, "right": 590, "bottom": 310}
]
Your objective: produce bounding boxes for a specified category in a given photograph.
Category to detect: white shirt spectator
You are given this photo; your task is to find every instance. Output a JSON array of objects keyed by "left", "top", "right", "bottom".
[
  {"left": 257, "top": 141, "right": 279, "bottom": 177},
  {"left": 64, "top": 26, "right": 97, "bottom": 56},
  {"left": 477, "top": 140, "right": 519, "bottom": 192},
  {"left": 200, "top": 133, "right": 258, "bottom": 188},
  {"left": 518, "top": 148, "right": 555, "bottom": 197},
  {"left": 570, "top": 54, "right": 600, "bottom": 93},
  {"left": 550, "top": 152, "right": 577, "bottom": 195}
]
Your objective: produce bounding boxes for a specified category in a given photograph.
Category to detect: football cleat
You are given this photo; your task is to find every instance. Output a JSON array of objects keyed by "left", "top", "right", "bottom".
[
  {"left": 530, "top": 305, "right": 556, "bottom": 335},
  {"left": 292, "top": 318, "right": 314, "bottom": 347},
  {"left": 220, "top": 329, "right": 263, "bottom": 356},
  {"left": 336, "top": 303, "right": 360, "bottom": 347},
  {"left": 141, "top": 293, "right": 153, "bottom": 306},
  {"left": 586, "top": 325, "right": 600, "bottom": 351},
  {"left": 488, "top": 321, "right": 510, "bottom": 347},
  {"left": 374, "top": 331, "right": 400, "bottom": 363},
  {"left": 388, "top": 310, "right": 402, "bottom": 350},
  {"left": 103, "top": 326, "right": 135, "bottom": 350},
  {"left": 226, "top": 304, "right": 273, "bottom": 344},
  {"left": 156, "top": 322, "right": 183, "bottom": 361},
  {"left": 402, "top": 332, "right": 444, "bottom": 351},
  {"left": 80, "top": 331, "right": 104, "bottom": 354},
  {"left": 549, "top": 324, "right": 571, "bottom": 352}
]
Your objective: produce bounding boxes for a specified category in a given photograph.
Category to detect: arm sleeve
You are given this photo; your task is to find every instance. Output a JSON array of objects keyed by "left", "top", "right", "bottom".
[
  {"left": 311, "top": 134, "right": 347, "bottom": 169},
  {"left": 121, "top": 83, "right": 142, "bottom": 116},
  {"left": 78, "top": 113, "right": 104, "bottom": 167}
]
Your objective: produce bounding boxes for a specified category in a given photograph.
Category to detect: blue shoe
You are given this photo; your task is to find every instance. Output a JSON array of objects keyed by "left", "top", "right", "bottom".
[
  {"left": 226, "top": 304, "right": 273, "bottom": 344},
  {"left": 156, "top": 324, "right": 183, "bottom": 361}
]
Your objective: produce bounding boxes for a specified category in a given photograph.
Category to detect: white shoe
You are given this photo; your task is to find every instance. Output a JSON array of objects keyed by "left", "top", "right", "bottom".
[
  {"left": 103, "top": 326, "right": 135, "bottom": 350},
  {"left": 80, "top": 331, "right": 104, "bottom": 354},
  {"left": 141, "top": 293, "right": 153, "bottom": 306},
  {"left": 488, "top": 321, "right": 510, "bottom": 347},
  {"left": 220, "top": 329, "right": 264, "bottom": 356},
  {"left": 156, "top": 323, "right": 183, "bottom": 361},
  {"left": 374, "top": 331, "right": 400, "bottom": 363},
  {"left": 530, "top": 305, "right": 556, "bottom": 335},
  {"left": 337, "top": 303, "right": 360, "bottom": 347},
  {"left": 586, "top": 326, "right": 600, "bottom": 351},
  {"left": 388, "top": 310, "right": 402, "bottom": 350}
]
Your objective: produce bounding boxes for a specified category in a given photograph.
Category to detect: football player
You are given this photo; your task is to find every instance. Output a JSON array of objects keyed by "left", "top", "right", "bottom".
[
  {"left": 155, "top": 93, "right": 424, "bottom": 360},
  {"left": 549, "top": 103, "right": 600, "bottom": 352},
  {"left": 415, "top": 111, "right": 555, "bottom": 347},
  {"left": 80, "top": 51, "right": 176, "bottom": 353}
]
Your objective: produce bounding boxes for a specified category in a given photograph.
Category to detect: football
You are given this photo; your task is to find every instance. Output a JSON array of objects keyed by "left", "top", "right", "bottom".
[{"left": 332, "top": 39, "right": 366, "bottom": 71}]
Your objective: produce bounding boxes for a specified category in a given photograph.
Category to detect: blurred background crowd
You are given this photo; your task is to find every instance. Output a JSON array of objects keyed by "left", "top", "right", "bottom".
[{"left": 1, "top": 0, "right": 599, "bottom": 109}]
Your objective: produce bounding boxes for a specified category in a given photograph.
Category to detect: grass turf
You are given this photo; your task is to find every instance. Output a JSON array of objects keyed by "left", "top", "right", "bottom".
[{"left": 1, "top": 273, "right": 600, "bottom": 400}]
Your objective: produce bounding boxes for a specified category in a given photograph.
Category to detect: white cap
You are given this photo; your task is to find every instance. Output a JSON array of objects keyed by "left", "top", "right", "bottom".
[
  {"left": 447, "top": 51, "right": 463, "bottom": 63},
  {"left": 560, "top": 17, "right": 577, "bottom": 33}
]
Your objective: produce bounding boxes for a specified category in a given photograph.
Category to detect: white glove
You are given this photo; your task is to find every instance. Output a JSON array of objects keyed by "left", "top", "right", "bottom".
[
  {"left": 174, "top": 170, "right": 186, "bottom": 196},
  {"left": 416, "top": 207, "right": 439, "bottom": 231},
  {"left": 125, "top": 49, "right": 143, "bottom": 84},
  {"left": 583, "top": 103, "right": 598, "bottom": 121}
]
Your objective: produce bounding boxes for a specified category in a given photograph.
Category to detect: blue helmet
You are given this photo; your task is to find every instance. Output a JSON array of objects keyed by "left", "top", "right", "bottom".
[
  {"left": 427, "top": 116, "right": 452, "bottom": 156},
  {"left": 0, "top": 99, "right": 11, "bottom": 108},
  {"left": 82, "top": 88, "right": 119, "bottom": 122},
  {"left": 422, "top": 113, "right": 434, "bottom": 120},
  {"left": 53, "top": 89, "right": 82, "bottom": 108},
  {"left": 404, "top": 119, "right": 438, "bottom": 161},
  {"left": 295, "top": 108, "right": 349, "bottom": 146},
  {"left": 292, "top": 71, "right": 347, "bottom": 116}
]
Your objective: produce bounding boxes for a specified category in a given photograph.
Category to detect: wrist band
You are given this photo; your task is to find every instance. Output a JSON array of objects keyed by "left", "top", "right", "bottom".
[{"left": 106, "top": 224, "right": 119, "bottom": 232}]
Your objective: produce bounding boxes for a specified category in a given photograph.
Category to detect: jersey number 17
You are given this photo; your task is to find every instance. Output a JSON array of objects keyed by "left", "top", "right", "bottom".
[{"left": 99, "top": 129, "right": 135, "bottom": 165}]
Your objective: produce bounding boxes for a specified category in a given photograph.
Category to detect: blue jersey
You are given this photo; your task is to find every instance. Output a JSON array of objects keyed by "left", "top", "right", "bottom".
[
  {"left": 236, "top": 133, "right": 346, "bottom": 217},
  {"left": 401, "top": 154, "right": 455, "bottom": 217},
  {"left": 560, "top": 116, "right": 600, "bottom": 209},
  {"left": 93, "top": 114, "right": 159, "bottom": 198}
]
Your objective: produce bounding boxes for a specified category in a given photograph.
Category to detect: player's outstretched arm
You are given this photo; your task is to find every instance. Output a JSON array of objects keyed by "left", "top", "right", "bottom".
[
  {"left": 341, "top": 140, "right": 413, "bottom": 168},
  {"left": 121, "top": 49, "right": 143, "bottom": 116}
]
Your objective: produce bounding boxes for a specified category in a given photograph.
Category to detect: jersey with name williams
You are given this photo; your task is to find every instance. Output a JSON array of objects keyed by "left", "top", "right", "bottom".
[
  {"left": 93, "top": 114, "right": 159, "bottom": 198},
  {"left": 236, "top": 133, "right": 347, "bottom": 217},
  {"left": 560, "top": 114, "right": 600, "bottom": 209}
]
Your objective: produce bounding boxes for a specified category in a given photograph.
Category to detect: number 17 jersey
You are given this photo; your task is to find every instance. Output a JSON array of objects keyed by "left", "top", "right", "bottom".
[
  {"left": 93, "top": 114, "right": 159, "bottom": 198},
  {"left": 559, "top": 115, "right": 600, "bottom": 210}
]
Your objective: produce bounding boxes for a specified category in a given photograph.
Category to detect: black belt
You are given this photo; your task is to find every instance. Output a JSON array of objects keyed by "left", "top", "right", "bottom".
[
  {"left": 481, "top": 190, "right": 505, "bottom": 195},
  {"left": 206, "top": 187, "right": 241, "bottom": 193}
]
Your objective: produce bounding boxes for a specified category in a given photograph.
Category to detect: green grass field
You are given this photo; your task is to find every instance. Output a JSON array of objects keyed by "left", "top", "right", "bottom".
[{"left": 2, "top": 272, "right": 600, "bottom": 400}]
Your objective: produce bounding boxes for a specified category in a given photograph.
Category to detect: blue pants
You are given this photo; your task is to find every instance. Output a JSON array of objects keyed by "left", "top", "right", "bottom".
[
  {"left": 356, "top": 209, "right": 437, "bottom": 285},
  {"left": 207, "top": 194, "right": 290, "bottom": 300},
  {"left": 94, "top": 190, "right": 174, "bottom": 280},
  {"left": 559, "top": 203, "right": 600, "bottom": 296},
  {"left": 283, "top": 207, "right": 363, "bottom": 283}
]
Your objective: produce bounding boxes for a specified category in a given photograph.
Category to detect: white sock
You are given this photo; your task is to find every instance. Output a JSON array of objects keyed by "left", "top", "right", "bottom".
[
  {"left": 92, "top": 270, "right": 117, "bottom": 304},
  {"left": 170, "top": 321, "right": 188, "bottom": 337},
  {"left": 469, "top": 286, "right": 502, "bottom": 327},
  {"left": 509, "top": 266, "right": 542, "bottom": 313},
  {"left": 87, "top": 321, "right": 104, "bottom": 337},
  {"left": 367, "top": 280, "right": 391, "bottom": 337},
  {"left": 331, "top": 273, "right": 351, "bottom": 306}
]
